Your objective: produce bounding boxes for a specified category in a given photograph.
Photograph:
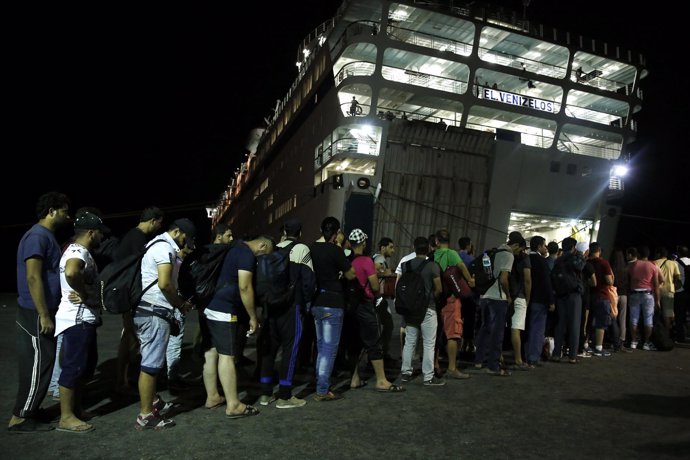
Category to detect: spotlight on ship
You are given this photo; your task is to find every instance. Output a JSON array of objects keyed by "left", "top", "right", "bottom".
[
  {"left": 612, "top": 164, "right": 628, "bottom": 177},
  {"left": 356, "top": 177, "right": 371, "bottom": 189}
]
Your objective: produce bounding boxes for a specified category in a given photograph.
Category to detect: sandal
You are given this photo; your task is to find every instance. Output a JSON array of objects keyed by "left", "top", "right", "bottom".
[
  {"left": 226, "top": 405, "right": 260, "bottom": 419},
  {"left": 375, "top": 384, "right": 405, "bottom": 393},
  {"left": 485, "top": 368, "right": 511, "bottom": 377},
  {"left": 350, "top": 380, "right": 368, "bottom": 389}
]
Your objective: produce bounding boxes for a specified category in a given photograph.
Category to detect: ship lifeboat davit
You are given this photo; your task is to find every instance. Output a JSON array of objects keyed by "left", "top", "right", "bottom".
[{"left": 245, "top": 128, "right": 266, "bottom": 154}]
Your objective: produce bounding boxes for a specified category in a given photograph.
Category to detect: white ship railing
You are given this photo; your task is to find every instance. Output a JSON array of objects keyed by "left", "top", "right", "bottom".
[
  {"left": 335, "top": 61, "right": 376, "bottom": 85},
  {"left": 387, "top": 24, "right": 473, "bottom": 56},
  {"left": 381, "top": 65, "right": 468, "bottom": 95}
]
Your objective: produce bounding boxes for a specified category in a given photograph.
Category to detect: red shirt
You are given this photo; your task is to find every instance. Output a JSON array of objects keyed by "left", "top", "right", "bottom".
[
  {"left": 589, "top": 257, "right": 613, "bottom": 299},
  {"left": 352, "top": 255, "right": 376, "bottom": 300},
  {"left": 628, "top": 260, "right": 659, "bottom": 291}
]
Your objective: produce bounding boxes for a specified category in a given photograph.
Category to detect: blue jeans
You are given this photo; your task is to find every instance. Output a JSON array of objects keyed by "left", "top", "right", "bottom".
[
  {"left": 525, "top": 302, "right": 548, "bottom": 364},
  {"left": 48, "top": 333, "right": 63, "bottom": 396},
  {"left": 474, "top": 298, "right": 508, "bottom": 372},
  {"left": 311, "top": 306, "right": 344, "bottom": 395},
  {"left": 401, "top": 308, "right": 437, "bottom": 381},
  {"left": 553, "top": 293, "right": 582, "bottom": 359},
  {"left": 166, "top": 309, "right": 186, "bottom": 380}
]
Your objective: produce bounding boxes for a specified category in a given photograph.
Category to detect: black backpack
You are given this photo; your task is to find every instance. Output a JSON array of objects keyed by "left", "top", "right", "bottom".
[
  {"left": 97, "top": 239, "right": 167, "bottom": 314},
  {"left": 255, "top": 241, "right": 298, "bottom": 309},
  {"left": 178, "top": 242, "right": 235, "bottom": 309},
  {"left": 651, "top": 312, "right": 674, "bottom": 351},
  {"left": 395, "top": 259, "right": 430, "bottom": 323},
  {"left": 468, "top": 248, "right": 507, "bottom": 296},
  {"left": 551, "top": 252, "right": 585, "bottom": 297}
]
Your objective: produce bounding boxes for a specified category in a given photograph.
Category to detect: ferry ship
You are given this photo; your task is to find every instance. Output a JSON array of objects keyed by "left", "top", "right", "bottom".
[{"left": 210, "top": 0, "right": 646, "bottom": 256}]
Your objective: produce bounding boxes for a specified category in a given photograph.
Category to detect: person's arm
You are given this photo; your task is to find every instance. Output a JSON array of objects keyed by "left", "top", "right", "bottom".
[
  {"left": 432, "top": 275, "right": 442, "bottom": 299},
  {"left": 238, "top": 269, "right": 258, "bottom": 334},
  {"left": 368, "top": 273, "right": 380, "bottom": 293},
  {"left": 653, "top": 267, "right": 661, "bottom": 308},
  {"left": 604, "top": 273, "right": 614, "bottom": 286},
  {"left": 64, "top": 258, "right": 88, "bottom": 302},
  {"left": 157, "top": 263, "right": 193, "bottom": 314},
  {"left": 523, "top": 267, "right": 532, "bottom": 306},
  {"left": 457, "top": 261, "right": 475, "bottom": 288},
  {"left": 25, "top": 257, "right": 54, "bottom": 335},
  {"left": 499, "top": 270, "right": 512, "bottom": 304}
]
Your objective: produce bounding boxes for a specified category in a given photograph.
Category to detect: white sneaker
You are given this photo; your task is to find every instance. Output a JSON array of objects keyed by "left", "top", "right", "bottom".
[
  {"left": 642, "top": 342, "right": 657, "bottom": 351},
  {"left": 258, "top": 394, "right": 277, "bottom": 406},
  {"left": 276, "top": 396, "right": 306, "bottom": 409}
]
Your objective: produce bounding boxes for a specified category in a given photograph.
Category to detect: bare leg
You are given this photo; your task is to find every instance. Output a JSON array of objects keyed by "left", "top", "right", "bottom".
[
  {"left": 218, "top": 354, "right": 246, "bottom": 416},
  {"left": 203, "top": 348, "right": 224, "bottom": 407},
  {"left": 59, "top": 385, "right": 91, "bottom": 430},
  {"left": 511, "top": 329, "right": 524, "bottom": 365},
  {"left": 138, "top": 371, "right": 156, "bottom": 415},
  {"left": 371, "top": 359, "right": 393, "bottom": 390}
]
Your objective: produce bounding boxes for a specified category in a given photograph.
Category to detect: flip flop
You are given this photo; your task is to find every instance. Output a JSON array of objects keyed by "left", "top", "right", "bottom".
[
  {"left": 205, "top": 399, "right": 226, "bottom": 409},
  {"left": 56, "top": 423, "right": 95, "bottom": 434},
  {"left": 226, "top": 405, "right": 260, "bottom": 419},
  {"left": 485, "top": 368, "right": 511, "bottom": 377},
  {"left": 375, "top": 384, "right": 406, "bottom": 393},
  {"left": 350, "top": 380, "right": 368, "bottom": 389}
]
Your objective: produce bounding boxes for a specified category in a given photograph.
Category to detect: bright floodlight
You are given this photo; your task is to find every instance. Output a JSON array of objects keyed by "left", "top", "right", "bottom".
[{"left": 612, "top": 164, "right": 628, "bottom": 177}]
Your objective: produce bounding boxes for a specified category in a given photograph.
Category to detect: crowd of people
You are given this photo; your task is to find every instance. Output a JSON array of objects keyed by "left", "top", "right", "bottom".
[{"left": 8, "top": 191, "right": 689, "bottom": 433}]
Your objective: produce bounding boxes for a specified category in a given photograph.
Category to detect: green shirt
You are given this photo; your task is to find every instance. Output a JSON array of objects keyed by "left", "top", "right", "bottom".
[{"left": 434, "top": 247, "right": 462, "bottom": 272}]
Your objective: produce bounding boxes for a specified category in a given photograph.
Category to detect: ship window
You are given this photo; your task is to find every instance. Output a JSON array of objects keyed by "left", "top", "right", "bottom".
[{"left": 549, "top": 161, "right": 560, "bottom": 173}]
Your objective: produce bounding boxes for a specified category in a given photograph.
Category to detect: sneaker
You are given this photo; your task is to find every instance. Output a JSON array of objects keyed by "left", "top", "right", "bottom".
[
  {"left": 423, "top": 376, "right": 446, "bottom": 386},
  {"left": 135, "top": 412, "right": 176, "bottom": 430},
  {"left": 592, "top": 349, "right": 612, "bottom": 357},
  {"left": 630, "top": 342, "right": 638, "bottom": 350},
  {"left": 258, "top": 394, "right": 277, "bottom": 406},
  {"left": 576, "top": 350, "right": 592, "bottom": 358},
  {"left": 276, "top": 396, "right": 306, "bottom": 409},
  {"left": 313, "top": 391, "right": 344, "bottom": 402},
  {"left": 152, "top": 394, "right": 173, "bottom": 416},
  {"left": 400, "top": 372, "right": 413, "bottom": 382},
  {"left": 642, "top": 342, "right": 657, "bottom": 351}
]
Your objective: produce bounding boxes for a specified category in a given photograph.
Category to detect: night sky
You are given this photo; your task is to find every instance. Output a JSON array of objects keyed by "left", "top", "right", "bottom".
[{"left": 3, "top": 1, "right": 687, "bottom": 290}]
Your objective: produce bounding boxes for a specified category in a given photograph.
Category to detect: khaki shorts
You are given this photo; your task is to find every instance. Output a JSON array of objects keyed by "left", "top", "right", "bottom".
[
  {"left": 441, "top": 296, "right": 463, "bottom": 340},
  {"left": 511, "top": 297, "right": 527, "bottom": 330},
  {"left": 660, "top": 295, "right": 675, "bottom": 318}
]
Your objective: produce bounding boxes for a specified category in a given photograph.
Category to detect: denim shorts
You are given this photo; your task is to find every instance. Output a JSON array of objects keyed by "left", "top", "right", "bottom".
[
  {"left": 628, "top": 292, "right": 654, "bottom": 327},
  {"left": 591, "top": 297, "right": 612, "bottom": 329},
  {"left": 134, "top": 307, "right": 172, "bottom": 373}
]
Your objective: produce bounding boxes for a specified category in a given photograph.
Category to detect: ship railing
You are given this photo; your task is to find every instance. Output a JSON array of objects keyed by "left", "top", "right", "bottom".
[
  {"left": 335, "top": 61, "right": 376, "bottom": 85},
  {"left": 379, "top": 107, "right": 462, "bottom": 128},
  {"left": 381, "top": 65, "right": 468, "bottom": 95},
  {"left": 564, "top": 104, "right": 626, "bottom": 126},
  {"left": 558, "top": 140, "right": 621, "bottom": 160},
  {"left": 465, "top": 122, "right": 554, "bottom": 149},
  {"left": 386, "top": 24, "right": 473, "bottom": 56},
  {"left": 478, "top": 46, "right": 566, "bottom": 79},
  {"left": 340, "top": 101, "right": 370, "bottom": 117},
  {"left": 315, "top": 137, "right": 379, "bottom": 169},
  {"left": 569, "top": 72, "right": 629, "bottom": 93}
]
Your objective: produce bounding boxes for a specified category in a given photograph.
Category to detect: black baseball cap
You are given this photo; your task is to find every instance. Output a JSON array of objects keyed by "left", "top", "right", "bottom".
[
  {"left": 173, "top": 218, "right": 196, "bottom": 249},
  {"left": 74, "top": 212, "right": 110, "bottom": 233}
]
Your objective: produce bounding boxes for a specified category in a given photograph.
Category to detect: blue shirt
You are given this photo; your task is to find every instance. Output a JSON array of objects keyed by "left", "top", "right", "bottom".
[
  {"left": 206, "top": 240, "right": 256, "bottom": 314},
  {"left": 16, "top": 224, "right": 62, "bottom": 311}
]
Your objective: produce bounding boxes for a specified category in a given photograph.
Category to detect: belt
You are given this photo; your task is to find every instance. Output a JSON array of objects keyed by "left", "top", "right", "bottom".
[
  {"left": 136, "top": 301, "right": 173, "bottom": 319},
  {"left": 632, "top": 290, "right": 652, "bottom": 294}
]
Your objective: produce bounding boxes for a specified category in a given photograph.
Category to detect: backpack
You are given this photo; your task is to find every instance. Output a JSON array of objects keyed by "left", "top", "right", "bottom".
[
  {"left": 178, "top": 242, "right": 235, "bottom": 309},
  {"left": 650, "top": 312, "right": 674, "bottom": 351},
  {"left": 255, "top": 241, "right": 298, "bottom": 309},
  {"left": 97, "top": 239, "right": 167, "bottom": 314},
  {"left": 551, "top": 252, "right": 584, "bottom": 297},
  {"left": 468, "top": 248, "right": 508, "bottom": 296},
  {"left": 395, "top": 259, "right": 430, "bottom": 323}
]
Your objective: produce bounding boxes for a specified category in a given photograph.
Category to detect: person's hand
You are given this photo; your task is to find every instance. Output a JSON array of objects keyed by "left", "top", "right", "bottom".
[
  {"left": 179, "top": 300, "right": 194, "bottom": 315},
  {"left": 39, "top": 314, "right": 55, "bottom": 336},
  {"left": 548, "top": 304, "right": 555, "bottom": 312},
  {"left": 247, "top": 317, "right": 260, "bottom": 336},
  {"left": 68, "top": 291, "right": 82, "bottom": 305}
]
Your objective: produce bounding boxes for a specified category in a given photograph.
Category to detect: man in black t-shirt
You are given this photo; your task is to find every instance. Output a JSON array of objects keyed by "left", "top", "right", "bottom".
[{"left": 309, "top": 217, "right": 355, "bottom": 401}]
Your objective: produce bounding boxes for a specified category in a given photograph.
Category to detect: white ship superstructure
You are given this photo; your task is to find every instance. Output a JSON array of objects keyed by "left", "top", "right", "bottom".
[{"left": 211, "top": 0, "right": 645, "bottom": 255}]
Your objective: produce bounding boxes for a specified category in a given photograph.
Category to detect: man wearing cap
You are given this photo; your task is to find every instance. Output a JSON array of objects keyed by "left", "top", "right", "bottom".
[
  {"left": 113, "top": 206, "right": 165, "bottom": 395},
  {"left": 258, "top": 218, "right": 316, "bottom": 409},
  {"left": 347, "top": 228, "right": 404, "bottom": 393},
  {"left": 9, "top": 192, "right": 71, "bottom": 433},
  {"left": 53, "top": 211, "right": 109, "bottom": 433},
  {"left": 133, "top": 218, "right": 197, "bottom": 430},
  {"left": 473, "top": 233, "right": 524, "bottom": 376}
]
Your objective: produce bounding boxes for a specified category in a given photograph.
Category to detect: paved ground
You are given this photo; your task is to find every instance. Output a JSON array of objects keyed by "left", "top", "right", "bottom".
[{"left": 0, "top": 293, "right": 688, "bottom": 460}]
